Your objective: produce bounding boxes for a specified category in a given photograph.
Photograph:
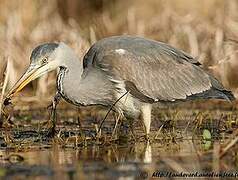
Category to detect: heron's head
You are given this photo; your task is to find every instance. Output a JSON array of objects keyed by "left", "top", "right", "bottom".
[{"left": 6, "top": 42, "right": 62, "bottom": 98}]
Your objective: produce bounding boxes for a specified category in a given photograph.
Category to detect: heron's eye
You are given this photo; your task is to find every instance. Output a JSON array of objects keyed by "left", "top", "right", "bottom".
[{"left": 42, "top": 57, "right": 48, "bottom": 65}]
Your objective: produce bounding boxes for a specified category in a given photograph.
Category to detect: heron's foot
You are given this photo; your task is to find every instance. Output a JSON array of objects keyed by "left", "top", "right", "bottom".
[
  {"left": 45, "top": 122, "right": 57, "bottom": 138},
  {"left": 45, "top": 94, "right": 60, "bottom": 138},
  {"left": 44, "top": 111, "right": 57, "bottom": 138}
]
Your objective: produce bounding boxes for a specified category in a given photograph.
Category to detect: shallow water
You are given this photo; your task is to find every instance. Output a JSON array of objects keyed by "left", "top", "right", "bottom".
[
  {"left": 0, "top": 141, "right": 216, "bottom": 179},
  {"left": 0, "top": 105, "right": 237, "bottom": 179},
  {"left": 0, "top": 138, "right": 237, "bottom": 180}
]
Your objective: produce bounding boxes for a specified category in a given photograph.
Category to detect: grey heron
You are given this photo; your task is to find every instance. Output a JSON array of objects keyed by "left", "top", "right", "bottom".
[{"left": 4, "top": 35, "right": 235, "bottom": 136}]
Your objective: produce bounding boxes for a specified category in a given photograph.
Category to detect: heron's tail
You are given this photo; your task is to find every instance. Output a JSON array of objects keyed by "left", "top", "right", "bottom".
[
  {"left": 220, "top": 90, "right": 236, "bottom": 101},
  {"left": 209, "top": 75, "right": 235, "bottom": 101},
  {"left": 188, "top": 75, "right": 235, "bottom": 102},
  {"left": 188, "top": 87, "right": 235, "bottom": 102},
  {"left": 203, "top": 88, "right": 235, "bottom": 101}
]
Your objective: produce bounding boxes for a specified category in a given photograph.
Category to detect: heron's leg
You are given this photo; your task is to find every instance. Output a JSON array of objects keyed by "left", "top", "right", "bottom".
[
  {"left": 47, "top": 92, "right": 61, "bottom": 136},
  {"left": 140, "top": 104, "right": 152, "bottom": 140},
  {"left": 142, "top": 142, "right": 152, "bottom": 163}
]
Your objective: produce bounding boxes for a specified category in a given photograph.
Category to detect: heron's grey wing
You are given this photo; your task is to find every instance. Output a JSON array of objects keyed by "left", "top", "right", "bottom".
[
  {"left": 83, "top": 35, "right": 201, "bottom": 68},
  {"left": 150, "top": 40, "right": 201, "bottom": 66},
  {"left": 83, "top": 36, "right": 234, "bottom": 102},
  {"left": 94, "top": 50, "right": 213, "bottom": 102}
]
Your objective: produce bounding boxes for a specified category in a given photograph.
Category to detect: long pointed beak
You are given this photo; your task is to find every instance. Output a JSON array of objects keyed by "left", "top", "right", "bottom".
[{"left": 5, "top": 64, "right": 51, "bottom": 99}]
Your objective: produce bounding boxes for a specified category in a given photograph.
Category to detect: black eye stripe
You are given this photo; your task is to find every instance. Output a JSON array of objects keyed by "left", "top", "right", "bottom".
[{"left": 30, "top": 43, "right": 58, "bottom": 63}]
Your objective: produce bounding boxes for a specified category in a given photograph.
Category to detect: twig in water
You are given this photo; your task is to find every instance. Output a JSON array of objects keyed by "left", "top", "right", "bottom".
[
  {"left": 111, "top": 92, "right": 130, "bottom": 139},
  {"left": 97, "top": 91, "right": 129, "bottom": 136},
  {"left": 111, "top": 111, "right": 122, "bottom": 139},
  {"left": 220, "top": 130, "right": 238, "bottom": 158}
]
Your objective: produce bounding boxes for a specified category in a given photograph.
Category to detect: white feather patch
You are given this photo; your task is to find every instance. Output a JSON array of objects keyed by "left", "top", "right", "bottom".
[{"left": 115, "top": 49, "right": 126, "bottom": 55}]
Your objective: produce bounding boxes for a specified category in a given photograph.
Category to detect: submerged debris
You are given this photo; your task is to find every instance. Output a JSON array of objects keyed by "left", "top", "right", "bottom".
[{"left": 3, "top": 98, "right": 12, "bottom": 106}]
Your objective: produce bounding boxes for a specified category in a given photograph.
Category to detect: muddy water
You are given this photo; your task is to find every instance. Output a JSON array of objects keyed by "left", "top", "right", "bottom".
[
  {"left": 0, "top": 140, "right": 217, "bottom": 180},
  {"left": 0, "top": 106, "right": 237, "bottom": 179},
  {"left": 0, "top": 134, "right": 237, "bottom": 179}
]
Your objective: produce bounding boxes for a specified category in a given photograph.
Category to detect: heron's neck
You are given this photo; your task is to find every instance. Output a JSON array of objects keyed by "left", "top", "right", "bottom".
[
  {"left": 58, "top": 45, "right": 84, "bottom": 77},
  {"left": 56, "top": 43, "right": 113, "bottom": 106},
  {"left": 58, "top": 65, "right": 113, "bottom": 106}
]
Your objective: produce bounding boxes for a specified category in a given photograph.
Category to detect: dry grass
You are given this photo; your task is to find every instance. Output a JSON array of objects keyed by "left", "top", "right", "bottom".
[
  {"left": 0, "top": 0, "right": 237, "bottom": 103},
  {"left": 0, "top": 2, "right": 238, "bottom": 178},
  {"left": 0, "top": 57, "right": 9, "bottom": 116}
]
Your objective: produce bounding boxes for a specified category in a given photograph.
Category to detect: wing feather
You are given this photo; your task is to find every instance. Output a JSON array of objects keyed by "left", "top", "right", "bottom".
[
  {"left": 94, "top": 49, "right": 211, "bottom": 102},
  {"left": 83, "top": 36, "right": 215, "bottom": 102}
]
